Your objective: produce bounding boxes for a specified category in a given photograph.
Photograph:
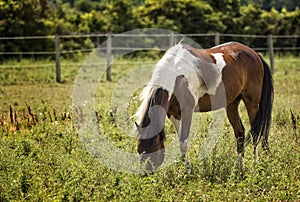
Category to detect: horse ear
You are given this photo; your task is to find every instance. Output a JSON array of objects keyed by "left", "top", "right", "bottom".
[{"left": 135, "top": 122, "right": 143, "bottom": 134}]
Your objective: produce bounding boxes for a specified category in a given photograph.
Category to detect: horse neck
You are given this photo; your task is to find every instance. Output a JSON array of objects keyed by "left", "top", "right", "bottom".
[{"left": 140, "top": 87, "right": 169, "bottom": 128}]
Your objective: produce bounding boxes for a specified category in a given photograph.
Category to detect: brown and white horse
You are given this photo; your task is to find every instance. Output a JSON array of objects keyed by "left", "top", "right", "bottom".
[{"left": 135, "top": 42, "right": 274, "bottom": 171}]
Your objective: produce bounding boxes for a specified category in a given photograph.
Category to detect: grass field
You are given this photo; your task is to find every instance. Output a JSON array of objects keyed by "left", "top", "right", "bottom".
[{"left": 0, "top": 54, "right": 299, "bottom": 201}]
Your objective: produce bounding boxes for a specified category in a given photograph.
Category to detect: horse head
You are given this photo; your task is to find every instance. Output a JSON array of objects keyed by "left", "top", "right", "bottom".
[
  {"left": 135, "top": 88, "right": 169, "bottom": 172},
  {"left": 136, "top": 121, "right": 165, "bottom": 172}
]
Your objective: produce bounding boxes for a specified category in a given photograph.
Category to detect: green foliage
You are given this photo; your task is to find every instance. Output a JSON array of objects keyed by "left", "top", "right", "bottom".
[
  {"left": 0, "top": 0, "right": 53, "bottom": 36},
  {"left": 238, "top": 4, "right": 263, "bottom": 34},
  {"left": 1, "top": 0, "right": 300, "bottom": 60},
  {"left": 0, "top": 0, "right": 56, "bottom": 58},
  {"left": 1, "top": 0, "right": 300, "bottom": 37},
  {"left": 241, "top": 0, "right": 300, "bottom": 11},
  {"left": 102, "top": 0, "right": 137, "bottom": 33}
]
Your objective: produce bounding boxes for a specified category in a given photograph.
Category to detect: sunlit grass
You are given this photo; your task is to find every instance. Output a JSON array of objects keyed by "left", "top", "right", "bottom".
[{"left": 0, "top": 55, "right": 299, "bottom": 201}]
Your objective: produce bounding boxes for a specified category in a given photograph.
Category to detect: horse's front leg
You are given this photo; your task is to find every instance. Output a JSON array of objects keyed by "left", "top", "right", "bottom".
[
  {"left": 169, "top": 114, "right": 191, "bottom": 161},
  {"left": 178, "top": 106, "right": 194, "bottom": 172},
  {"left": 172, "top": 75, "right": 195, "bottom": 172}
]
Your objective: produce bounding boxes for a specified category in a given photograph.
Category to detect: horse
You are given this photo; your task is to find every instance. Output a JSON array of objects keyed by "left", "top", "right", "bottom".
[{"left": 134, "top": 42, "right": 274, "bottom": 172}]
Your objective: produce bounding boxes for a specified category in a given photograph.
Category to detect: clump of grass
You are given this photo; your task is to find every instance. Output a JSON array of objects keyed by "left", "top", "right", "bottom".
[{"left": 0, "top": 104, "right": 72, "bottom": 134}]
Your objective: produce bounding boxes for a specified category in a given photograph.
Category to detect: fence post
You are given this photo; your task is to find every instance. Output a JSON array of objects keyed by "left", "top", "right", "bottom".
[
  {"left": 268, "top": 34, "right": 274, "bottom": 73},
  {"left": 215, "top": 32, "right": 220, "bottom": 46},
  {"left": 55, "top": 34, "right": 61, "bottom": 83},
  {"left": 169, "top": 32, "right": 175, "bottom": 47},
  {"left": 106, "top": 33, "right": 112, "bottom": 81},
  {"left": 96, "top": 34, "right": 100, "bottom": 46}
]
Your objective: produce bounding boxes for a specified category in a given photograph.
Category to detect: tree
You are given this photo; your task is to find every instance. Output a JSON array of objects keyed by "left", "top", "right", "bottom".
[
  {"left": 101, "top": 0, "right": 137, "bottom": 33},
  {"left": 75, "top": 0, "right": 94, "bottom": 12},
  {"left": 238, "top": 4, "right": 263, "bottom": 34},
  {"left": 259, "top": 8, "right": 282, "bottom": 35},
  {"left": 135, "top": 0, "right": 226, "bottom": 33},
  {"left": 241, "top": 0, "right": 300, "bottom": 11},
  {"left": 0, "top": 0, "right": 56, "bottom": 56},
  {"left": 204, "top": 0, "right": 242, "bottom": 33}
]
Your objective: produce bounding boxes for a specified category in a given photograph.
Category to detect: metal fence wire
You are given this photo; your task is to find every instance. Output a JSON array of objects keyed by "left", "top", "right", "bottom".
[{"left": 0, "top": 33, "right": 299, "bottom": 82}]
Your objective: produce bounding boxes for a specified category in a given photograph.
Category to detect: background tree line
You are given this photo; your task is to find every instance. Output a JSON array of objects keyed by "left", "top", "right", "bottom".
[{"left": 0, "top": 0, "right": 299, "bottom": 57}]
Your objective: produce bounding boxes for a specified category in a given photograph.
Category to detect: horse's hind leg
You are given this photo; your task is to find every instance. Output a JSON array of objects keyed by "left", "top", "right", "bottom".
[
  {"left": 242, "top": 95, "right": 260, "bottom": 163},
  {"left": 226, "top": 97, "right": 245, "bottom": 170}
]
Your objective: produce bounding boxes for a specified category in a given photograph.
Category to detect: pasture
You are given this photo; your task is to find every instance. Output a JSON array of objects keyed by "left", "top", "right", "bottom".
[{"left": 0, "top": 54, "right": 299, "bottom": 201}]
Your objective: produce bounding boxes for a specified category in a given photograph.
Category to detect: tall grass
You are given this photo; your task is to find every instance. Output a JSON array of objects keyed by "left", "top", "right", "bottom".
[{"left": 0, "top": 55, "right": 299, "bottom": 201}]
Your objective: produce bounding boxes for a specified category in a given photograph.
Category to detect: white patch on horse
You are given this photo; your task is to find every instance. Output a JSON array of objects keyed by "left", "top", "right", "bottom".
[
  {"left": 180, "top": 139, "right": 188, "bottom": 156},
  {"left": 205, "top": 53, "right": 226, "bottom": 95},
  {"left": 211, "top": 42, "right": 239, "bottom": 60},
  {"left": 149, "top": 44, "right": 202, "bottom": 105},
  {"left": 227, "top": 48, "right": 239, "bottom": 60},
  {"left": 211, "top": 53, "right": 226, "bottom": 70}
]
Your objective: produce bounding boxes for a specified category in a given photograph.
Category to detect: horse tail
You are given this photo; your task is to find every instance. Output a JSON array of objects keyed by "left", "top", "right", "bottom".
[{"left": 247, "top": 55, "right": 274, "bottom": 150}]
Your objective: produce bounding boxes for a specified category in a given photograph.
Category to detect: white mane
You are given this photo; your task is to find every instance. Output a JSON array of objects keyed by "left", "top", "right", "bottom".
[{"left": 134, "top": 84, "right": 160, "bottom": 125}]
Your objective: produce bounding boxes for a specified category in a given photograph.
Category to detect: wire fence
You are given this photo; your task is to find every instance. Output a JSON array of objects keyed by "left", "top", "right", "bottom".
[{"left": 0, "top": 33, "right": 299, "bottom": 82}]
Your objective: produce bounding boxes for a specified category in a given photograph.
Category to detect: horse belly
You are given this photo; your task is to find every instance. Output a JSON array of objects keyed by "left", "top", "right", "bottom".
[
  {"left": 195, "top": 89, "right": 228, "bottom": 113},
  {"left": 195, "top": 94, "right": 212, "bottom": 112}
]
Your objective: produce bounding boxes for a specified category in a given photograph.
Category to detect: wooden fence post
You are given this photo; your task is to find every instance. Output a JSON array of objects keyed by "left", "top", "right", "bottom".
[
  {"left": 268, "top": 34, "right": 274, "bottom": 73},
  {"left": 106, "top": 33, "right": 112, "bottom": 81},
  {"left": 215, "top": 32, "right": 220, "bottom": 46},
  {"left": 55, "top": 34, "right": 61, "bottom": 83},
  {"left": 96, "top": 34, "right": 100, "bottom": 46},
  {"left": 169, "top": 32, "right": 175, "bottom": 47}
]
